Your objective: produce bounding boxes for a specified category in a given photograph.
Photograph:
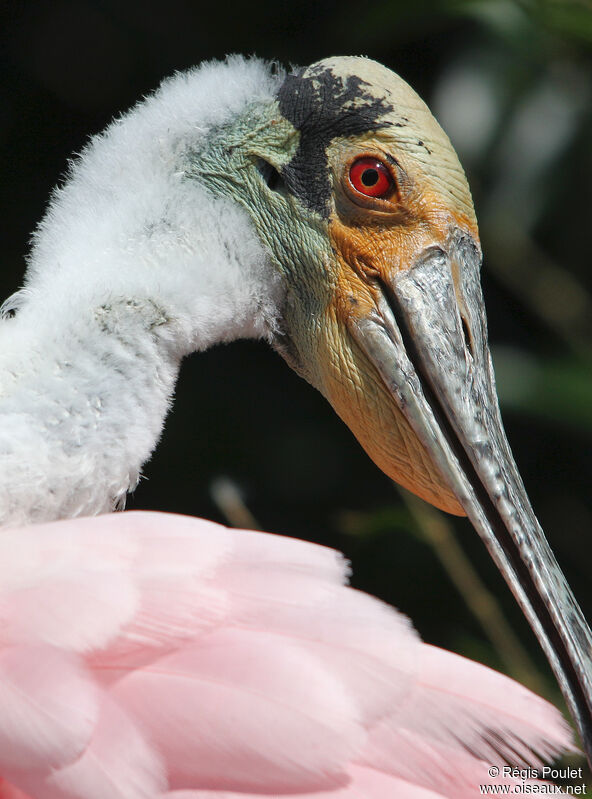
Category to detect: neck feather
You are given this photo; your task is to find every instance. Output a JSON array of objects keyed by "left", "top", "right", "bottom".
[
  {"left": 0, "top": 57, "right": 283, "bottom": 526},
  {"left": 0, "top": 301, "right": 178, "bottom": 525}
]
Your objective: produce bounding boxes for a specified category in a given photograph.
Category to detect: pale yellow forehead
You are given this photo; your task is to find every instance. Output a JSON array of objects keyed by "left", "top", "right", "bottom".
[{"left": 305, "top": 56, "right": 476, "bottom": 227}]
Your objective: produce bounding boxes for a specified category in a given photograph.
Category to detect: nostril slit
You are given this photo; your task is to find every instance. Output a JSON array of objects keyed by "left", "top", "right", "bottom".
[{"left": 461, "top": 315, "right": 473, "bottom": 357}]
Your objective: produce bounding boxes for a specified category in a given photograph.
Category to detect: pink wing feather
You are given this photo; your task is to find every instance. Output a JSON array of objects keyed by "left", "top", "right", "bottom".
[{"left": 0, "top": 512, "right": 572, "bottom": 798}]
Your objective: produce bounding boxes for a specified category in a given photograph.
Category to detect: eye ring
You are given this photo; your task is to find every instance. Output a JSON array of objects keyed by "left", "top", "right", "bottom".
[{"left": 348, "top": 157, "right": 394, "bottom": 198}]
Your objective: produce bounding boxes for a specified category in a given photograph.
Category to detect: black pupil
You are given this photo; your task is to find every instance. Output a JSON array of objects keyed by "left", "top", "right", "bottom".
[{"left": 361, "top": 168, "right": 379, "bottom": 187}]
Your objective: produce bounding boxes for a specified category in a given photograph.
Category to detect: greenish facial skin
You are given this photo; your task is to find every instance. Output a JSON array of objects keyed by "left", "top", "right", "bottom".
[{"left": 189, "top": 101, "right": 336, "bottom": 390}]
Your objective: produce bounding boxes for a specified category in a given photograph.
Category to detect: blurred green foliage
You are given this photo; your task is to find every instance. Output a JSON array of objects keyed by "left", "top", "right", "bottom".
[
  {"left": 524, "top": 0, "right": 592, "bottom": 43},
  {"left": 0, "top": 0, "right": 591, "bottom": 751}
]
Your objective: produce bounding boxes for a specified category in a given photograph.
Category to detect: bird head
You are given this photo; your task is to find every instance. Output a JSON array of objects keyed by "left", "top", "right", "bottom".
[{"left": 194, "top": 57, "right": 481, "bottom": 515}]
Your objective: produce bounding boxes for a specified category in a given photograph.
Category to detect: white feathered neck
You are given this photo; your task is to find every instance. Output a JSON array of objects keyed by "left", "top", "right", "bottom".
[{"left": 0, "top": 57, "right": 284, "bottom": 526}]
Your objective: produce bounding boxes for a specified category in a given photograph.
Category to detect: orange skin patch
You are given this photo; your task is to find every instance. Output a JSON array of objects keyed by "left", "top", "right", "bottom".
[{"left": 314, "top": 147, "right": 480, "bottom": 515}]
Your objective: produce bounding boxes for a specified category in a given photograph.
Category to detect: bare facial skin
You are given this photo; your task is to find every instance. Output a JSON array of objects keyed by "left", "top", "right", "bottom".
[{"left": 282, "top": 58, "right": 480, "bottom": 514}]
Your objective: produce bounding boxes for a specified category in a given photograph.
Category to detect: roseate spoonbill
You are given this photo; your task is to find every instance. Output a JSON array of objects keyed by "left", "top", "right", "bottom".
[{"left": 0, "top": 56, "right": 588, "bottom": 797}]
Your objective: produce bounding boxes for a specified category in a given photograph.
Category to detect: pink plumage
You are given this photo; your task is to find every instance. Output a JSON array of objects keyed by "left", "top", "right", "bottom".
[{"left": 0, "top": 512, "right": 571, "bottom": 798}]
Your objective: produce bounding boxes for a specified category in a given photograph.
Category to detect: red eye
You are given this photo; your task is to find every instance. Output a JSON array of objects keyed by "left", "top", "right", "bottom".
[{"left": 349, "top": 157, "right": 394, "bottom": 198}]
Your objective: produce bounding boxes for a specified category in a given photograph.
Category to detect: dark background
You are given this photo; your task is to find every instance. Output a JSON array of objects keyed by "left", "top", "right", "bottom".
[{"left": 1, "top": 0, "right": 591, "bottom": 733}]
